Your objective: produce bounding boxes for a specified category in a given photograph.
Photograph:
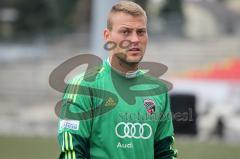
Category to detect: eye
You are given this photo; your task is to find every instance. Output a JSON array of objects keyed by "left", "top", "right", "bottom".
[
  {"left": 121, "top": 30, "right": 130, "bottom": 36},
  {"left": 137, "top": 30, "right": 146, "bottom": 36}
]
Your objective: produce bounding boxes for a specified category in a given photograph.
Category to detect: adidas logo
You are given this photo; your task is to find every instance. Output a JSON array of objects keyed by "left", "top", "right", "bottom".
[{"left": 105, "top": 97, "right": 116, "bottom": 107}]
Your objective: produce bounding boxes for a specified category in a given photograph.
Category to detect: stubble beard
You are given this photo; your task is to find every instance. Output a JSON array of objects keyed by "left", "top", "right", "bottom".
[{"left": 114, "top": 52, "right": 143, "bottom": 68}]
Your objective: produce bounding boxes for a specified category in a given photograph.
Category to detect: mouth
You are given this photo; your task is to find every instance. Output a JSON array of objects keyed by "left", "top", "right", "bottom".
[{"left": 128, "top": 48, "right": 141, "bottom": 54}]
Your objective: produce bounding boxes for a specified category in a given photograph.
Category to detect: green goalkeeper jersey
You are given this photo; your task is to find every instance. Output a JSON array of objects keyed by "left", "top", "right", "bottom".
[{"left": 57, "top": 60, "right": 177, "bottom": 159}]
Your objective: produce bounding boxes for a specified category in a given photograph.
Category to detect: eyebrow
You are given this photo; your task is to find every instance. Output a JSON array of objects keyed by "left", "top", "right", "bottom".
[{"left": 119, "top": 27, "right": 146, "bottom": 30}]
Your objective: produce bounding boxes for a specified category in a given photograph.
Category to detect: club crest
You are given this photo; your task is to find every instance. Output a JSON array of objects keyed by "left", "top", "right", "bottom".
[{"left": 144, "top": 99, "right": 156, "bottom": 115}]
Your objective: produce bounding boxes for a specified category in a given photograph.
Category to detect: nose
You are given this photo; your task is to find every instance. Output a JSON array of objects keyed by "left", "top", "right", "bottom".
[{"left": 130, "top": 32, "right": 140, "bottom": 43}]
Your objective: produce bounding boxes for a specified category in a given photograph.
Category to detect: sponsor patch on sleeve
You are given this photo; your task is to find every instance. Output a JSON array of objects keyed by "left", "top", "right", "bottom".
[{"left": 60, "top": 120, "right": 80, "bottom": 131}]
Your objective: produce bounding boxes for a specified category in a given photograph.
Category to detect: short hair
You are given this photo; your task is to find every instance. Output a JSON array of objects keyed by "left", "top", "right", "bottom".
[{"left": 107, "top": 1, "right": 147, "bottom": 31}]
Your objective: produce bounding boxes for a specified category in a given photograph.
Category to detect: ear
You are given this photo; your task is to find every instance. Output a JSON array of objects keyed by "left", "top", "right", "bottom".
[{"left": 104, "top": 28, "right": 110, "bottom": 41}]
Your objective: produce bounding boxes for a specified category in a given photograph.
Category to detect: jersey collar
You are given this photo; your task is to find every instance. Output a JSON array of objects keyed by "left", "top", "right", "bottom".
[{"left": 106, "top": 58, "right": 140, "bottom": 79}]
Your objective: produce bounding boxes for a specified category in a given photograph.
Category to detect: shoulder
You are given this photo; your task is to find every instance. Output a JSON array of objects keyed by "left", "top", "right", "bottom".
[
  {"left": 140, "top": 73, "right": 170, "bottom": 91},
  {"left": 66, "top": 64, "right": 108, "bottom": 88}
]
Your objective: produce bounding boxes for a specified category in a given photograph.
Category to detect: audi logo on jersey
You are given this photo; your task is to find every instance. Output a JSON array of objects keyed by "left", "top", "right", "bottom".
[{"left": 115, "top": 122, "right": 152, "bottom": 139}]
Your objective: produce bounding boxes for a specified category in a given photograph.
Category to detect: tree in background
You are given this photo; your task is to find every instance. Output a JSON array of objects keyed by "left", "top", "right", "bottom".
[
  {"left": 159, "top": 0, "right": 185, "bottom": 37},
  {"left": 12, "top": 0, "right": 57, "bottom": 36},
  {"left": 0, "top": 0, "right": 91, "bottom": 39}
]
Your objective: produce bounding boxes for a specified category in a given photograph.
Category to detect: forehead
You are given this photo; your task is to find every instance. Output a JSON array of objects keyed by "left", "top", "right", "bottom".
[{"left": 110, "top": 12, "right": 147, "bottom": 30}]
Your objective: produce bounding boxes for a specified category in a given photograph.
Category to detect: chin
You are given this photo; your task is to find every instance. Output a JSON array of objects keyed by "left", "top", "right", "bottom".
[
  {"left": 114, "top": 53, "right": 143, "bottom": 65},
  {"left": 126, "top": 57, "right": 142, "bottom": 63}
]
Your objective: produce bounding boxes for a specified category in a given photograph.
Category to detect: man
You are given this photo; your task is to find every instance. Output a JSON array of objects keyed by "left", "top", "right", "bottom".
[{"left": 57, "top": 1, "right": 177, "bottom": 159}]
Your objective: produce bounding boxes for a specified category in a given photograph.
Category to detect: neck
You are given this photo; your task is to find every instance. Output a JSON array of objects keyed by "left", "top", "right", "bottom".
[{"left": 109, "top": 55, "right": 139, "bottom": 74}]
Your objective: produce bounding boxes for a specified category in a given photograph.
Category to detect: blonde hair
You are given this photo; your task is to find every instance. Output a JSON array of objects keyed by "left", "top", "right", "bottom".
[{"left": 107, "top": 1, "right": 147, "bottom": 30}]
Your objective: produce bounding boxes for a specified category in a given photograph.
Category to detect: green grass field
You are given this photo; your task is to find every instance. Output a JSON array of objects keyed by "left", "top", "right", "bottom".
[{"left": 1, "top": 136, "right": 240, "bottom": 159}]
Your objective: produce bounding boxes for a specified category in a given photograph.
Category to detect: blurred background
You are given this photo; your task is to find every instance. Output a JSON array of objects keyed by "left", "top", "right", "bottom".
[{"left": 0, "top": 0, "right": 240, "bottom": 158}]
